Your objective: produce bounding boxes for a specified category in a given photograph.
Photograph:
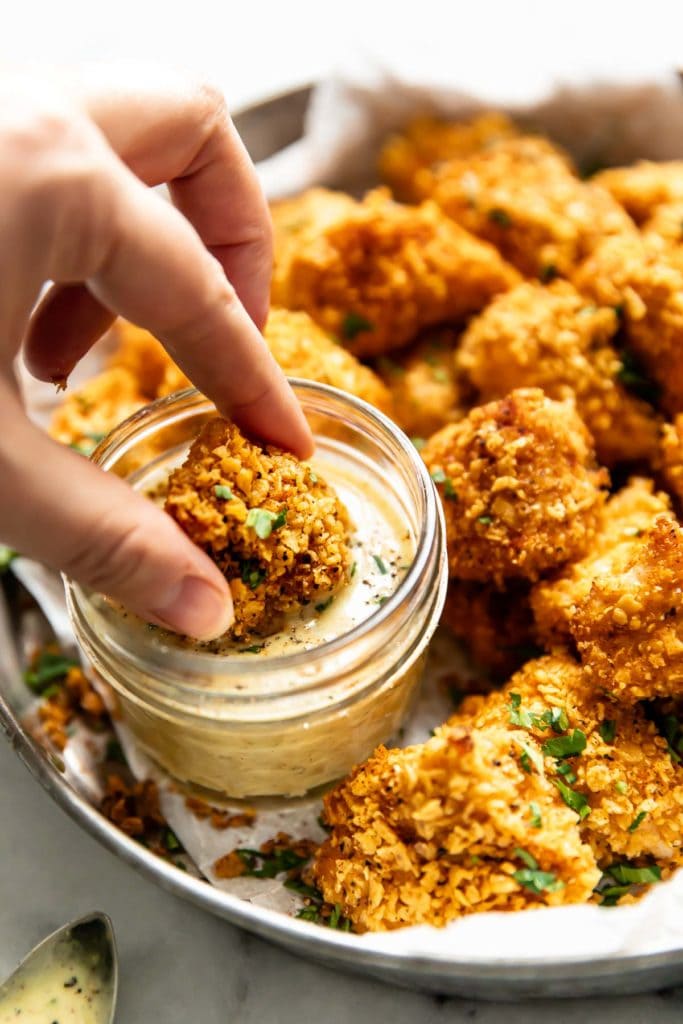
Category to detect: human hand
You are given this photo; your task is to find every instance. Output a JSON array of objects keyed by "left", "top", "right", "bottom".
[{"left": 0, "top": 65, "right": 313, "bottom": 640}]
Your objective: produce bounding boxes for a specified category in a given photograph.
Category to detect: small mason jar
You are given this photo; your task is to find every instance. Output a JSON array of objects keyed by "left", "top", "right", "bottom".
[{"left": 65, "top": 381, "right": 448, "bottom": 799}]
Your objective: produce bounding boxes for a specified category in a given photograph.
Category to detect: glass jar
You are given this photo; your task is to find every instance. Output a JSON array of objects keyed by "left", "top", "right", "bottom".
[{"left": 65, "top": 381, "right": 448, "bottom": 799}]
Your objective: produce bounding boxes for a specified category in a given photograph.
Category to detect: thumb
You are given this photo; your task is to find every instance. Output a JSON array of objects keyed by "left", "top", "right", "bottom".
[{"left": 2, "top": 405, "right": 233, "bottom": 640}]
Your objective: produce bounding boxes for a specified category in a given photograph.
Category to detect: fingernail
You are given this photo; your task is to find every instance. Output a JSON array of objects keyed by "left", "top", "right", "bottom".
[{"left": 149, "top": 576, "right": 234, "bottom": 640}]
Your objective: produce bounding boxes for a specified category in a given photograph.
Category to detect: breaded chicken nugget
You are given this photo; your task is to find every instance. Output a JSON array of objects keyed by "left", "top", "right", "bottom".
[
  {"left": 49, "top": 367, "right": 149, "bottom": 454},
  {"left": 374, "top": 328, "right": 463, "bottom": 438},
  {"left": 532, "top": 478, "right": 671, "bottom": 648},
  {"left": 593, "top": 161, "right": 683, "bottom": 225},
  {"left": 573, "top": 233, "right": 683, "bottom": 415},
  {"left": 642, "top": 201, "right": 683, "bottom": 250},
  {"left": 659, "top": 415, "right": 683, "bottom": 510},
  {"left": 108, "top": 321, "right": 189, "bottom": 399},
  {"left": 264, "top": 308, "right": 393, "bottom": 415},
  {"left": 440, "top": 579, "right": 537, "bottom": 678},
  {"left": 378, "top": 112, "right": 518, "bottom": 202},
  {"left": 313, "top": 724, "right": 599, "bottom": 931},
  {"left": 165, "top": 418, "right": 352, "bottom": 639},
  {"left": 421, "top": 389, "right": 608, "bottom": 584},
  {"left": 456, "top": 281, "right": 662, "bottom": 466},
  {"left": 271, "top": 187, "right": 519, "bottom": 358},
  {"left": 424, "top": 136, "right": 634, "bottom": 279},
  {"left": 455, "top": 654, "right": 683, "bottom": 867}
]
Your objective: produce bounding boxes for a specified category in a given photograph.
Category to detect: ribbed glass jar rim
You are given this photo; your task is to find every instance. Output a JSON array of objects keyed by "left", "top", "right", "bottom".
[{"left": 65, "top": 380, "right": 446, "bottom": 703}]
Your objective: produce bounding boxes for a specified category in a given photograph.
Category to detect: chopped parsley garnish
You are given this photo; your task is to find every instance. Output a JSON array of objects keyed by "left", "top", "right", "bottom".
[
  {"left": 556, "top": 760, "right": 577, "bottom": 784},
  {"left": 513, "top": 847, "right": 538, "bottom": 870},
  {"left": 164, "top": 829, "right": 181, "bottom": 851},
  {"left": 615, "top": 780, "right": 628, "bottom": 795},
  {"left": 235, "top": 846, "right": 309, "bottom": 879},
  {"left": 376, "top": 595, "right": 389, "bottom": 605},
  {"left": 341, "top": 311, "right": 374, "bottom": 340},
  {"left": 529, "top": 802, "right": 542, "bottom": 829},
  {"left": 488, "top": 207, "right": 512, "bottom": 228},
  {"left": 350, "top": 561, "right": 357, "bottom": 578},
  {"left": 597, "top": 862, "right": 661, "bottom": 906},
  {"left": 430, "top": 468, "right": 447, "bottom": 484},
  {"left": 372, "top": 554, "right": 388, "bottom": 575},
  {"left": 246, "top": 507, "right": 287, "bottom": 539},
  {"left": 240, "top": 560, "right": 266, "bottom": 590},
  {"left": 308, "top": 470, "right": 318, "bottom": 484},
  {"left": 477, "top": 515, "right": 493, "bottom": 526},
  {"left": 242, "top": 644, "right": 265, "bottom": 654},
  {"left": 513, "top": 868, "right": 564, "bottom": 895},
  {"left": 616, "top": 349, "right": 661, "bottom": 405},
  {"left": 553, "top": 778, "right": 590, "bottom": 819},
  {"left": 515, "top": 739, "right": 544, "bottom": 775},
  {"left": 599, "top": 719, "right": 616, "bottom": 744},
  {"left": 0, "top": 545, "right": 17, "bottom": 572},
  {"left": 539, "top": 263, "right": 558, "bottom": 283},
  {"left": 24, "top": 651, "right": 79, "bottom": 694},
  {"left": 519, "top": 750, "right": 532, "bottom": 774},
  {"left": 214, "top": 484, "right": 234, "bottom": 500},
  {"left": 541, "top": 729, "right": 587, "bottom": 759},
  {"left": 545, "top": 707, "right": 570, "bottom": 734},
  {"left": 443, "top": 479, "right": 458, "bottom": 500},
  {"left": 411, "top": 436, "right": 426, "bottom": 451},
  {"left": 315, "top": 597, "right": 334, "bottom": 613},
  {"left": 627, "top": 810, "right": 647, "bottom": 833}
]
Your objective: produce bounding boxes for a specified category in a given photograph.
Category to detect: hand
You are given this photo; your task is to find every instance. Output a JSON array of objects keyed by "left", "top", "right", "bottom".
[{"left": 0, "top": 65, "right": 313, "bottom": 640}]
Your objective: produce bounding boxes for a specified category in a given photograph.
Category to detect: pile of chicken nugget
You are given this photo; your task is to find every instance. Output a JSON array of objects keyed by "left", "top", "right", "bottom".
[{"left": 51, "top": 111, "right": 683, "bottom": 933}]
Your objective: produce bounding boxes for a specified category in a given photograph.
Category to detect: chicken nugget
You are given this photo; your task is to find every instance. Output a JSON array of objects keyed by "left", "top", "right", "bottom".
[
  {"left": 642, "top": 201, "right": 683, "bottom": 251},
  {"left": 378, "top": 111, "right": 518, "bottom": 202},
  {"left": 531, "top": 478, "right": 672, "bottom": 648},
  {"left": 313, "top": 723, "right": 599, "bottom": 931},
  {"left": 374, "top": 328, "right": 463, "bottom": 438},
  {"left": 263, "top": 308, "right": 393, "bottom": 415},
  {"left": 271, "top": 187, "right": 519, "bottom": 358},
  {"left": 456, "top": 281, "right": 662, "bottom": 466},
  {"left": 424, "top": 136, "right": 633, "bottom": 279},
  {"left": 49, "top": 367, "right": 149, "bottom": 454},
  {"left": 454, "top": 654, "right": 683, "bottom": 868},
  {"left": 421, "top": 389, "right": 608, "bottom": 584},
  {"left": 440, "top": 579, "right": 537, "bottom": 678},
  {"left": 659, "top": 414, "right": 683, "bottom": 511},
  {"left": 108, "top": 321, "right": 189, "bottom": 399},
  {"left": 165, "top": 418, "right": 352, "bottom": 638},
  {"left": 573, "top": 233, "right": 683, "bottom": 415},
  {"left": 593, "top": 161, "right": 683, "bottom": 225}
]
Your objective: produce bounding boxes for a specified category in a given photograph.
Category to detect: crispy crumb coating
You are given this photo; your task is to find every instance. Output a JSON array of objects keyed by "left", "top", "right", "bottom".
[
  {"left": 378, "top": 112, "right": 518, "bottom": 202},
  {"left": 659, "top": 414, "right": 683, "bottom": 510},
  {"left": 454, "top": 654, "right": 683, "bottom": 866},
  {"left": 531, "top": 478, "right": 672, "bottom": 648},
  {"left": 264, "top": 308, "right": 393, "bottom": 414},
  {"left": 593, "top": 161, "right": 683, "bottom": 225},
  {"left": 313, "top": 724, "right": 599, "bottom": 931},
  {"left": 573, "top": 233, "right": 683, "bottom": 415},
  {"left": 441, "top": 579, "right": 536, "bottom": 678},
  {"left": 165, "top": 418, "right": 352, "bottom": 638},
  {"left": 271, "top": 187, "right": 519, "bottom": 358},
  {"left": 456, "top": 281, "right": 662, "bottom": 466},
  {"left": 108, "top": 321, "right": 190, "bottom": 398},
  {"left": 374, "top": 328, "right": 463, "bottom": 438},
  {"left": 422, "top": 136, "right": 633, "bottom": 279},
  {"left": 49, "top": 367, "right": 149, "bottom": 452},
  {"left": 421, "top": 389, "right": 608, "bottom": 584},
  {"left": 642, "top": 201, "right": 683, "bottom": 250}
]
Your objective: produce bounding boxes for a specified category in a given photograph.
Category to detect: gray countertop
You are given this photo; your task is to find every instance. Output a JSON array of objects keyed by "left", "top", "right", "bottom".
[{"left": 1, "top": 737, "right": 682, "bottom": 1023}]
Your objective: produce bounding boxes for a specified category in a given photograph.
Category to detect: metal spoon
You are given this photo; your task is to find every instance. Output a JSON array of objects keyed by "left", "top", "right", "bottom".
[{"left": 0, "top": 912, "right": 118, "bottom": 1023}]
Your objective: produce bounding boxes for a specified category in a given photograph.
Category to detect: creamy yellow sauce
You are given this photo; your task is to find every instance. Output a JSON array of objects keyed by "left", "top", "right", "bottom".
[{"left": 0, "top": 944, "right": 111, "bottom": 1023}]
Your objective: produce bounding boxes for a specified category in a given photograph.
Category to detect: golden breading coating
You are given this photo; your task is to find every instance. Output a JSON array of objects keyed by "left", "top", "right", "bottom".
[
  {"left": 571, "top": 514, "right": 683, "bottom": 703},
  {"left": 531, "top": 478, "right": 671, "bottom": 648},
  {"left": 378, "top": 112, "right": 518, "bottom": 202},
  {"left": 165, "top": 418, "right": 352, "bottom": 638},
  {"left": 659, "top": 414, "right": 683, "bottom": 510},
  {"left": 573, "top": 233, "right": 683, "bottom": 415},
  {"left": 440, "top": 579, "right": 536, "bottom": 678},
  {"left": 456, "top": 281, "right": 662, "bottom": 466},
  {"left": 423, "top": 136, "right": 633, "bottom": 279},
  {"left": 374, "top": 328, "right": 463, "bottom": 438},
  {"left": 108, "top": 321, "right": 189, "bottom": 399},
  {"left": 642, "top": 201, "right": 683, "bottom": 250},
  {"left": 271, "top": 187, "right": 520, "bottom": 358},
  {"left": 593, "top": 161, "right": 683, "bottom": 225},
  {"left": 454, "top": 654, "right": 683, "bottom": 867},
  {"left": 421, "top": 389, "right": 608, "bottom": 584},
  {"left": 49, "top": 367, "right": 149, "bottom": 454},
  {"left": 312, "top": 724, "right": 599, "bottom": 931},
  {"left": 263, "top": 308, "right": 393, "bottom": 415}
]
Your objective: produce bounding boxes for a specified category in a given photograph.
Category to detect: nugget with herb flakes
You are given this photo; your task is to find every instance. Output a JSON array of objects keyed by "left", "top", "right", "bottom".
[
  {"left": 456, "top": 281, "right": 662, "bottom": 466},
  {"left": 312, "top": 723, "right": 599, "bottom": 931},
  {"left": 271, "top": 187, "right": 519, "bottom": 358},
  {"left": 593, "top": 161, "right": 683, "bottom": 225},
  {"left": 49, "top": 367, "right": 150, "bottom": 455},
  {"left": 165, "top": 418, "right": 352, "bottom": 638},
  {"left": 421, "top": 389, "right": 608, "bottom": 584}
]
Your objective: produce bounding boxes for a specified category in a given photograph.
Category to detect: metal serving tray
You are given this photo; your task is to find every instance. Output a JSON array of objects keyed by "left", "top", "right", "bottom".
[{"left": 2, "top": 85, "right": 683, "bottom": 1000}]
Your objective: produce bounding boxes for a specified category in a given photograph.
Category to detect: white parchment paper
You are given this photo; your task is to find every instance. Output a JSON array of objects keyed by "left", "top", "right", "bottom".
[{"left": 15, "top": 58, "right": 683, "bottom": 962}]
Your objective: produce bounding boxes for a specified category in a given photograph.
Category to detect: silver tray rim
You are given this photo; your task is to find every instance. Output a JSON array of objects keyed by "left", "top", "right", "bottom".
[{"left": 2, "top": 83, "right": 683, "bottom": 1000}]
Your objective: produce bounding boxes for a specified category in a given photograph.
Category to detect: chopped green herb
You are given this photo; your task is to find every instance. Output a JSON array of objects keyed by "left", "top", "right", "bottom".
[
  {"left": 519, "top": 750, "right": 532, "bottom": 774},
  {"left": 553, "top": 778, "right": 591, "bottom": 819},
  {"left": 627, "top": 810, "right": 647, "bottom": 833},
  {"left": 513, "top": 847, "right": 538, "bottom": 870},
  {"left": 214, "top": 484, "right": 234, "bottom": 500},
  {"left": 24, "top": 651, "right": 78, "bottom": 694},
  {"left": 477, "top": 515, "right": 493, "bottom": 526},
  {"left": 539, "top": 263, "right": 558, "bottom": 283},
  {"left": 488, "top": 207, "right": 512, "bottom": 228},
  {"left": 246, "top": 507, "right": 287, "bottom": 539},
  {"left": 70, "top": 440, "right": 97, "bottom": 456},
  {"left": 609, "top": 863, "right": 661, "bottom": 886},
  {"left": 235, "top": 846, "right": 309, "bottom": 879},
  {"left": 164, "top": 829, "right": 181, "bottom": 852},
  {"left": 556, "top": 760, "right": 577, "bottom": 784},
  {"left": 513, "top": 868, "right": 564, "bottom": 895},
  {"left": 599, "top": 719, "right": 616, "bottom": 744},
  {"left": 542, "top": 729, "right": 587, "bottom": 759},
  {"left": 376, "top": 595, "right": 389, "bottom": 605},
  {"left": 515, "top": 738, "right": 544, "bottom": 775},
  {"left": 341, "top": 311, "right": 374, "bottom": 340},
  {"left": 284, "top": 878, "right": 321, "bottom": 900},
  {"left": 615, "top": 780, "right": 628, "bottom": 795},
  {"left": 0, "top": 545, "right": 17, "bottom": 572},
  {"left": 600, "top": 884, "right": 634, "bottom": 907},
  {"left": 411, "top": 436, "right": 426, "bottom": 451},
  {"left": 315, "top": 597, "right": 334, "bottom": 613},
  {"left": 443, "top": 479, "right": 458, "bottom": 501},
  {"left": 430, "top": 468, "right": 447, "bottom": 484},
  {"left": 41, "top": 683, "right": 62, "bottom": 700},
  {"left": 309, "top": 470, "right": 318, "bottom": 484},
  {"left": 529, "top": 802, "right": 542, "bottom": 829},
  {"left": 372, "top": 554, "right": 388, "bottom": 575},
  {"left": 432, "top": 367, "right": 449, "bottom": 384},
  {"left": 544, "top": 706, "right": 569, "bottom": 734},
  {"left": 508, "top": 693, "right": 536, "bottom": 730},
  {"left": 242, "top": 644, "right": 265, "bottom": 654},
  {"left": 240, "top": 560, "right": 266, "bottom": 590},
  {"left": 350, "top": 561, "right": 357, "bottom": 578}
]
